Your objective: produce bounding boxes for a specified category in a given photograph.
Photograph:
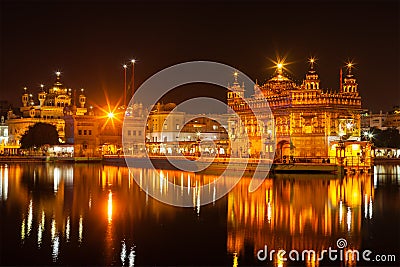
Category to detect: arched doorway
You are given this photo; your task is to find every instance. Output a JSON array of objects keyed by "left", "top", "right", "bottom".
[{"left": 276, "top": 140, "right": 291, "bottom": 163}]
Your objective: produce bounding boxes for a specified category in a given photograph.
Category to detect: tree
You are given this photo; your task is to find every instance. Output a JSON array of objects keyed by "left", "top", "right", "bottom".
[{"left": 20, "top": 122, "right": 59, "bottom": 149}]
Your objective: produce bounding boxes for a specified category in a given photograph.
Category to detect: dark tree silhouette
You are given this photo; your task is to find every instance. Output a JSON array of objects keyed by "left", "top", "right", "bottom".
[
  {"left": 365, "top": 127, "right": 400, "bottom": 148},
  {"left": 20, "top": 122, "right": 59, "bottom": 149}
]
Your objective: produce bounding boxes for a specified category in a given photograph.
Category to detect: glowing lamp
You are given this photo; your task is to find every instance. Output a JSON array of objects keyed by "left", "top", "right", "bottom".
[{"left": 107, "top": 112, "right": 114, "bottom": 119}]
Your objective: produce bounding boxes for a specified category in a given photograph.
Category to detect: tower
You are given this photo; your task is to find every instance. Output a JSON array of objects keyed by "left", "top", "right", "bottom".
[
  {"left": 342, "top": 63, "right": 358, "bottom": 94},
  {"left": 38, "top": 84, "right": 46, "bottom": 106},
  {"left": 227, "top": 71, "right": 245, "bottom": 103},
  {"left": 49, "top": 71, "right": 63, "bottom": 94},
  {"left": 22, "top": 87, "right": 29, "bottom": 107},
  {"left": 79, "top": 89, "right": 86, "bottom": 108},
  {"left": 303, "top": 58, "right": 320, "bottom": 89}
]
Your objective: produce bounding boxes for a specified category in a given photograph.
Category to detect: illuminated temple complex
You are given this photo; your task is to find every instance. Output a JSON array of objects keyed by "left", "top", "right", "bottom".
[
  {"left": 6, "top": 72, "right": 88, "bottom": 145},
  {"left": 228, "top": 59, "right": 372, "bottom": 165}
]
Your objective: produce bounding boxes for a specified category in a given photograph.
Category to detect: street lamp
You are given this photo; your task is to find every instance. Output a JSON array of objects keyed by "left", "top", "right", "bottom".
[
  {"left": 123, "top": 64, "right": 127, "bottom": 107},
  {"left": 130, "top": 59, "right": 136, "bottom": 100}
]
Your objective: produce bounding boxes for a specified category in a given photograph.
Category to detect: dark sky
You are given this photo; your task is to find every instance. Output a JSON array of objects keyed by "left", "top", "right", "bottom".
[{"left": 1, "top": 0, "right": 399, "bottom": 112}]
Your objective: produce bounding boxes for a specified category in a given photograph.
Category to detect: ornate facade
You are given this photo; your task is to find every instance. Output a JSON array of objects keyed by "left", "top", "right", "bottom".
[
  {"left": 7, "top": 72, "right": 88, "bottom": 145},
  {"left": 228, "top": 60, "right": 366, "bottom": 162}
]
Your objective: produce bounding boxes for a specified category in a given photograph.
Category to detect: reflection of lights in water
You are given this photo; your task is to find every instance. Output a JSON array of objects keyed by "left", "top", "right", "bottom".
[
  {"left": 233, "top": 252, "right": 238, "bottom": 267},
  {"left": 38, "top": 211, "right": 45, "bottom": 248},
  {"left": 38, "top": 222, "right": 43, "bottom": 248},
  {"left": 79, "top": 215, "right": 83, "bottom": 244},
  {"left": 188, "top": 175, "right": 191, "bottom": 194},
  {"left": 21, "top": 218, "right": 26, "bottom": 242},
  {"left": 166, "top": 172, "right": 169, "bottom": 191},
  {"left": 339, "top": 201, "right": 343, "bottom": 224},
  {"left": 196, "top": 186, "right": 201, "bottom": 215},
  {"left": 89, "top": 194, "right": 92, "bottom": 209},
  {"left": 364, "top": 194, "right": 368, "bottom": 218},
  {"left": 108, "top": 191, "right": 113, "bottom": 223},
  {"left": 267, "top": 202, "right": 272, "bottom": 223},
  {"left": 181, "top": 174, "right": 184, "bottom": 196},
  {"left": 51, "top": 218, "right": 56, "bottom": 240},
  {"left": 27, "top": 199, "right": 33, "bottom": 236},
  {"left": 160, "top": 170, "right": 164, "bottom": 195},
  {"left": 51, "top": 217, "right": 59, "bottom": 262},
  {"left": 276, "top": 256, "right": 284, "bottom": 267},
  {"left": 1, "top": 165, "right": 9, "bottom": 201},
  {"left": 128, "top": 246, "right": 136, "bottom": 267},
  {"left": 192, "top": 183, "right": 196, "bottom": 207},
  {"left": 54, "top": 167, "right": 61, "bottom": 193},
  {"left": 41, "top": 210, "right": 45, "bottom": 229},
  {"left": 64, "top": 167, "right": 74, "bottom": 186},
  {"left": 145, "top": 185, "right": 149, "bottom": 204},
  {"left": 347, "top": 207, "right": 352, "bottom": 232},
  {"left": 66, "top": 216, "right": 70, "bottom": 242},
  {"left": 121, "top": 240, "right": 127, "bottom": 265},
  {"left": 373, "top": 171, "right": 378, "bottom": 188},
  {"left": 213, "top": 185, "right": 216, "bottom": 204},
  {"left": 369, "top": 196, "right": 373, "bottom": 219},
  {"left": 52, "top": 235, "right": 60, "bottom": 262},
  {"left": 139, "top": 169, "right": 143, "bottom": 188}
]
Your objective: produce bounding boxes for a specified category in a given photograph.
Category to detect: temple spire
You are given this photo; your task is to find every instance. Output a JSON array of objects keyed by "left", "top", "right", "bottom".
[
  {"left": 233, "top": 70, "right": 239, "bottom": 84},
  {"left": 346, "top": 61, "right": 354, "bottom": 75},
  {"left": 308, "top": 57, "right": 316, "bottom": 70}
]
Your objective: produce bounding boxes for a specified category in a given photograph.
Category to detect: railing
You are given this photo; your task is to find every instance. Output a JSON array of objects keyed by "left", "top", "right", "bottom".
[{"left": 277, "top": 156, "right": 336, "bottom": 165}]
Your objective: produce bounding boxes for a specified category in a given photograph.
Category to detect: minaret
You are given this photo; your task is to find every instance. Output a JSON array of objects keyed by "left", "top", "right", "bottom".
[
  {"left": 227, "top": 71, "right": 245, "bottom": 102},
  {"left": 227, "top": 71, "right": 245, "bottom": 113},
  {"left": 79, "top": 88, "right": 86, "bottom": 108},
  {"left": 342, "top": 62, "right": 358, "bottom": 94},
  {"left": 49, "top": 71, "right": 63, "bottom": 94},
  {"left": 22, "top": 87, "right": 29, "bottom": 107},
  {"left": 303, "top": 57, "right": 320, "bottom": 89},
  {"left": 38, "top": 84, "right": 46, "bottom": 106}
]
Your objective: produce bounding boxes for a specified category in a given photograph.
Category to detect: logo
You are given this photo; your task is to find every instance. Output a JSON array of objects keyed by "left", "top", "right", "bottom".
[{"left": 122, "top": 61, "right": 275, "bottom": 207}]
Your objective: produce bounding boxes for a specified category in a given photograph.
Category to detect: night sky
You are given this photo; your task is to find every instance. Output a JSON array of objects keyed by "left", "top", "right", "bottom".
[{"left": 1, "top": 0, "right": 399, "bottom": 113}]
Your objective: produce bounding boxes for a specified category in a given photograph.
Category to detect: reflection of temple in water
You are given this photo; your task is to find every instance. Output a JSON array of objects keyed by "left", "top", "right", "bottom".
[
  {"left": 0, "top": 164, "right": 184, "bottom": 264},
  {"left": 0, "top": 164, "right": 385, "bottom": 266},
  {"left": 227, "top": 174, "right": 374, "bottom": 266}
]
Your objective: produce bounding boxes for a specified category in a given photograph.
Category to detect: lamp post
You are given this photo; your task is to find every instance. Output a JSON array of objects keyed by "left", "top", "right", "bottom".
[
  {"left": 123, "top": 64, "right": 127, "bottom": 107},
  {"left": 130, "top": 59, "right": 136, "bottom": 100}
]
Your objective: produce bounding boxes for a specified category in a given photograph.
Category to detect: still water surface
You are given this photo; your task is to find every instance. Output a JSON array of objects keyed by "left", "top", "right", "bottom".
[{"left": 0, "top": 163, "right": 399, "bottom": 266}]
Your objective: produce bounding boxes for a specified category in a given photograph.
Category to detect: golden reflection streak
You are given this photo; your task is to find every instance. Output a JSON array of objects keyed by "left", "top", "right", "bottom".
[
  {"left": 128, "top": 246, "right": 136, "bottom": 267},
  {"left": 233, "top": 252, "right": 238, "bottom": 267},
  {"left": 37, "top": 210, "right": 45, "bottom": 248},
  {"left": 78, "top": 215, "right": 83, "bottom": 244},
  {"left": 108, "top": 190, "right": 113, "bottom": 223},
  {"left": 66, "top": 216, "right": 70, "bottom": 242},
  {"left": 121, "top": 240, "right": 127, "bottom": 265},
  {"left": 27, "top": 199, "right": 33, "bottom": 236},
  {"left": 3, "top": 165, "right": 8, "bottom": 200},
  {"left": 21, "top": 218, "right": 25, "bottom": 242}
]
